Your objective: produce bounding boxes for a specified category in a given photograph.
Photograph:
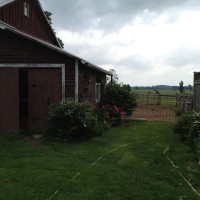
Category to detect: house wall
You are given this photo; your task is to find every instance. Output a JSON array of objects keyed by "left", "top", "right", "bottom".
[
  {"left": 194, "top": 72, "right": 200, "bottom": 109},
  {"left": 0, "top": 0, "right": 59, "bottom": 46}
]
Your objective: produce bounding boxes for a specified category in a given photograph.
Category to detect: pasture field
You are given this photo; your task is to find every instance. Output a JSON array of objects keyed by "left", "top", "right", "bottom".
[{"left": 132, "top": 89, "right": 193, "bottom": 95}]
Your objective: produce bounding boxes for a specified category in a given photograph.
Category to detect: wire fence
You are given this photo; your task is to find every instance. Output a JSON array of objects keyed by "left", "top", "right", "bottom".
[{"left": 129, "top": 93, "right": 193, "bottom": 122}]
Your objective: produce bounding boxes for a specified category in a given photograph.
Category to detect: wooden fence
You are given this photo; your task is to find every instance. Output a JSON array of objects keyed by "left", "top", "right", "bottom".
[
  {"left": 136, "top": 93, "right": 192, "bottom": 111},
  {"left": 194, "top": 72, "right": 200, "bottom": 109},
  {"left": 129, "top": 93, "right": 193, "bottom": 122}
]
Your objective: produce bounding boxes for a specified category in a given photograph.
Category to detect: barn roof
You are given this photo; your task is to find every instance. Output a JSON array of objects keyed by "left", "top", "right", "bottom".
[
  {"left": 0, "top": 20, "right": 112, "bottom": 76},
  {"left": 0, "top": 0, "right": 62, "bottom": 48},
  {"left": 0, "top": 0, "right": 15, "bottom": 7}
]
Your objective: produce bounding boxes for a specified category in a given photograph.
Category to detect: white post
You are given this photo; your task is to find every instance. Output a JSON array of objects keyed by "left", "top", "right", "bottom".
[
  {"left": 61, "top": 64, "right": 65, "bottom": 102},
  {"left": 75, "top": 59, "right": 79, "bottom": 101}
]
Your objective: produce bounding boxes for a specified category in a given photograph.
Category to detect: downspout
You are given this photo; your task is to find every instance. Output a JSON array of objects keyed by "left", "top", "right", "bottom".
[{"left": 75, "top": 59, "right": 79, "bottom": 101}]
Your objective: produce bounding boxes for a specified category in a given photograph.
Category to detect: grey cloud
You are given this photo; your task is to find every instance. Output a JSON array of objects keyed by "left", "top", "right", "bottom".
[
  {"left": 164, "top": 47, "right": 200, "bottom": 67},
  {"left": 116, "top": 57, "right": 150, "bottom": 70},
  {"left": 63, "top": 41, "right": 150, "bottom": 71},
  {"left": 40, "top": 0, "right": 196, "bottom": 32}
]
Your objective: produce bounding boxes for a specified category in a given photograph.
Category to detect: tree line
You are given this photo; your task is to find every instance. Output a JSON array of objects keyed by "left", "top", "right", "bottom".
[{"left": 132, "top": 84, "right": 193, "bottom": 91}]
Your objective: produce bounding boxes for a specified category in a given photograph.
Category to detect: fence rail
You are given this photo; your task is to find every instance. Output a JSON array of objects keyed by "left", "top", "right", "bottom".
[{"left": 136, "top": 93, "right": 192, "bottom": 111}]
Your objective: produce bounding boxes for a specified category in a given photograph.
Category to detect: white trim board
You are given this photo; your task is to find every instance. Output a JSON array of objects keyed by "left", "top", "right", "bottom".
[
  {"left": 75, "top": 59, "right": 79, "bottom": 101},
  {"left": 0, "top": 63, "right": 65, "bottom": 101}
]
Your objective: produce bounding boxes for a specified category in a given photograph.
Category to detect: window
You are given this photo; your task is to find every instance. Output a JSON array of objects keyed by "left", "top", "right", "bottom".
[
  {"left": 24, "top": 2, "right": 29, "bottom": 17},
  {"left": 95, "top": 83, "right": 101, "bottom": 103}
]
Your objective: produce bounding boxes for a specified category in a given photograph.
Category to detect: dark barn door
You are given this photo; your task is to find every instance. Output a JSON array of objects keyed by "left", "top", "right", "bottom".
[
  {"left": 28, "top": 68, "right": 61, "bottom": 131},
  {"left": 0, "top": 68, "right": 19, "bottom": 132}
]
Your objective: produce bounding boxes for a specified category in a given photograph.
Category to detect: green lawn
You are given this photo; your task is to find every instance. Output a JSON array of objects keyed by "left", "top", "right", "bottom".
[{"left": 0, "top": 121, "right": 200, "bottom": 200}]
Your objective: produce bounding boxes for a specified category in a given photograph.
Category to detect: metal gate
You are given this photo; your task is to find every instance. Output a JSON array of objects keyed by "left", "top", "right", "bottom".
[{"left": 131, "top": 93, "right": 192, "bottom": 122}]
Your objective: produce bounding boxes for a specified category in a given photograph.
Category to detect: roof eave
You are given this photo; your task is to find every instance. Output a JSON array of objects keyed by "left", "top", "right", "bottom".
[
  {"left": 36, "top": 0, "right": 61, "bottom": 48},
  {"left": 0, "top": 21, "right": 111, "bottom": 75},
  {"left": 0, "top": 0, "right": 15, "bottom": 8}
]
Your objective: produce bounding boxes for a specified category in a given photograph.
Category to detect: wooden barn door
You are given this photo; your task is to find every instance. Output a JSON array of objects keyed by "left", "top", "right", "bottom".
[
  {"left": 0, "top": 68, "right": 19, "bottom": 132},
  {"left": 28, "top": 68, "right": 61, "bottom": 132}
]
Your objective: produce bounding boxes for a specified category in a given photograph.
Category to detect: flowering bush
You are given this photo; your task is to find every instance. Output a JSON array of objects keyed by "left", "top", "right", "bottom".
[
  {"left": 99, "top": 105, "right": 126, "bottom": 126},
  {"left": 46, "top": 99, "right": 109, "bottom": 140},
  {"left": 103, "top": 82, "right": 136, "bottom": 115}
]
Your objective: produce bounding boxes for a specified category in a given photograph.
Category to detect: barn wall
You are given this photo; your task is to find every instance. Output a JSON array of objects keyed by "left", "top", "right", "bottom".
[
  {"left": 0, "top": 0, "right": 59, "bottom": 46},
  {"left": 0, "top": 28, "right": 108, "bottom": 102},
  {"left": 0, "top": 68, "right": 19, "bottom": 132},
  {"left": 194, "top": 72, "right": 200, "bottom": 109},
  {"left": 78, "top": 63, "right": 106, "bottom": 105},
  {"left": 0, "top": 29, "right": 76, "bottom": 98},
  {"left": 28, "top": 68, "right": 61, "bottom": 131}
]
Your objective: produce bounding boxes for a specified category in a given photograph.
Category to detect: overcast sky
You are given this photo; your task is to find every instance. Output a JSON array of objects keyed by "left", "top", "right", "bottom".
[{"left": 40, "top": 0, "right": 200, "bottom": 86}]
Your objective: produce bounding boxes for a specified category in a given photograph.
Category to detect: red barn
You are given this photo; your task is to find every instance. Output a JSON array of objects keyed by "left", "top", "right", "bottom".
[{"left": 0, "top": 0, "right": 112, "bottom": 133}]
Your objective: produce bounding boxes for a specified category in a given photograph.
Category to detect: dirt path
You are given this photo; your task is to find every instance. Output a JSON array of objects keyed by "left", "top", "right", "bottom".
[{"left": 128, "top": 104, "right": 177, "bottom": 122}]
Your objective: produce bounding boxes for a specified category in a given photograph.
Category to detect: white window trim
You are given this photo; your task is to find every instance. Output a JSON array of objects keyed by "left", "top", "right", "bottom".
[
  {"left": 24, "top": 2, "right": 29, "bottom": 17},
  {"left": 95, "top": 83, "right": 101, "bottom": 103}
]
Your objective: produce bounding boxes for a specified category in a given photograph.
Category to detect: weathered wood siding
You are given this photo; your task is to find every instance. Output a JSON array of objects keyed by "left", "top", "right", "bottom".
[
  {"left": 0, "top": 29, "right": 75, "bottom": 98},
  {"left": 0, "top": 28, "right": 107, "bottom": 132},
  {"left": 0, "top": 0, "right": 59, "bottom": 46},
  {"left": 78, "top": 63, "right": 106, "bottom": 105},
  {"left": 0, "top": 68, "right": 19, "bottom": 132},
  {"left": 28, "top": 68, "right": 61, "bottom": 131},
  {"left": 194, "top": 72, "right": 200, "bottom": 109}
]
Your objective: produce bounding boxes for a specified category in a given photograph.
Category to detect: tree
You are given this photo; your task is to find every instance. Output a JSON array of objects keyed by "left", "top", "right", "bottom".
[
  {"left": 179, "top": 80, "right": 184, "bottom": 93},
  {"left": 44, "top": 11, "right": 64, "bottom": 48},
  {"left": 44, "top": 11, "right": 52, "bottom": 25},
  {"left": 187, "top": 84, "right": 193, "bottom": 91},
  {"left": 107, "top": 69, "right": 118, "bottom": 83}
]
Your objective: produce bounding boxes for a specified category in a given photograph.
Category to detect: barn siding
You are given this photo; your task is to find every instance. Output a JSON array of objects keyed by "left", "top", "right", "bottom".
[
  {"left": 0, "top": 29, "right": 76, "bottom": 98},
  {"left": 28, "top": 68, "right": 61, "bottom": 131},
  {"left": 0, "top": 68, "right": 19, "bottom": 132},
  {"left": 78, "top": 63, "right": 106, "bottom": 105},
  {"left": 194, "top": 72, "right": 200, "bottom": 109},
  {"left": 0, "top": 0, "right": 59, "bottom": 46},
  {"left": 0, "top": 26, "right": 108, "bottom": 132},
  {"left": 0, "top": 28, "right": 107, "bottom": 103}
]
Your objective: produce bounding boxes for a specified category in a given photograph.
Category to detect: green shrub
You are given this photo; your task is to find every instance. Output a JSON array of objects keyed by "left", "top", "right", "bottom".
[
  {"left": 46, "top": 99, "right": 109, "bottom": 140},
  {"left": 190, "top": 111, "right": 200, "bottom": 138},
  {"left": 175, "top": 108, "right": 184, "bottom": 116},
  {"left": 174, "top": 111, "right": 194, "bottom": 139},
  {"left": 103, "top": 82, "right": 137, "bottom": 117},
  {"left": 174, "top": 110, "right": 200, "bottom": 160}
]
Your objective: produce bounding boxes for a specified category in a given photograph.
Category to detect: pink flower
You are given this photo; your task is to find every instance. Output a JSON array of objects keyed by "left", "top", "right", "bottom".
[
  {"left": 120, "top": 111, "right": 126, "bottom": 118},
  {"left": 113, "top": 106, "right": 120, "bottom": 113}
]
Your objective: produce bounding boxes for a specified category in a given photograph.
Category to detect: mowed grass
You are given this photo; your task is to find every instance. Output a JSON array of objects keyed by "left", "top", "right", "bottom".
[{"left": 0, "top": 121, "right": 200, "bottom": 200}]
